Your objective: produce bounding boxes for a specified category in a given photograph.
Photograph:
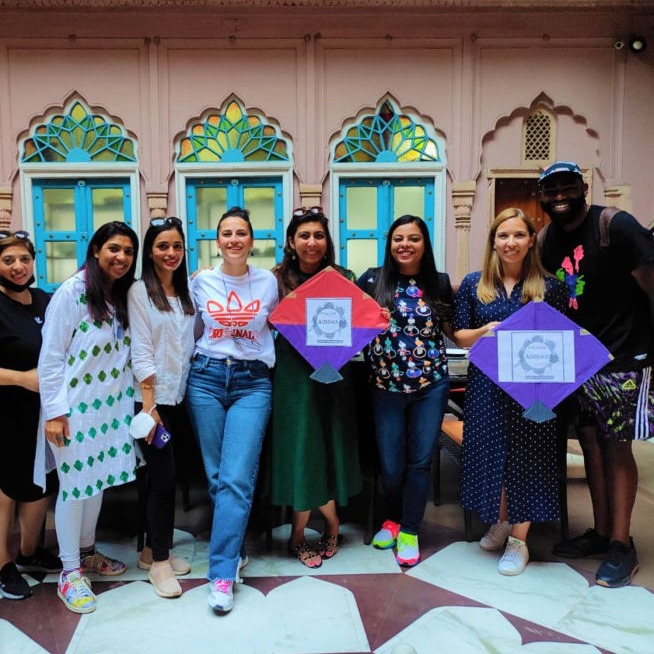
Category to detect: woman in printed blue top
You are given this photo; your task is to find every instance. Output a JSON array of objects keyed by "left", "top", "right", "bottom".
[
  {"left": 358, "top": 215, "right": 454, "bottom": 567},
  {"left": 185, "top": 207, "right": 278, "bottom": 614},
  {"left": 453, "top": 208, "right": 569, "bottom": 576}
]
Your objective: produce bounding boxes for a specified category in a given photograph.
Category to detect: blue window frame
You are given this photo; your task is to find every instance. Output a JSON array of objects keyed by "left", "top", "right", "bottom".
[
  {"left": 32, "top": 178, "right": 133, "bottom": 292},
  {"left": 185, "top": 176, "right": 284, "bottom": 272},
  {"left": 331, "top": 99, "right": 445, "bottom": 275},
  {"left": 338, "top": 177, "right": 434, "bottom": 273}
]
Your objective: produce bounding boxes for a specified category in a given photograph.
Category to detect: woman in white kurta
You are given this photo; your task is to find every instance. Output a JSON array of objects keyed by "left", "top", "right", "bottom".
[{"left": 38, "top": 221, "right": 139, "bottom": 614}]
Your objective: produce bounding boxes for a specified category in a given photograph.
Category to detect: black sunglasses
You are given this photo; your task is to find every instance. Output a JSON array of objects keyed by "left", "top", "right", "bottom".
[
  {"left": 150, "top": 217, "right": 183, "bottom": 228},
  {"left": 0, "top": 230, "right": 30, "bottom": 240},
  {"left": 292, "top": 206, "right": 325, "bottom": 219}
]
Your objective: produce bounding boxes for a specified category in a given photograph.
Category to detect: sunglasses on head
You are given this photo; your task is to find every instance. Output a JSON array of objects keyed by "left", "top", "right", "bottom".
[
  {"left": 150, "top": 217, "right": 183, "bottom": 228},
  {"left": 0, "top": 230, "right": 30, "bottom": 240},
  {"left": 292, "top": 206, "right": 325, "bottom": 219}
]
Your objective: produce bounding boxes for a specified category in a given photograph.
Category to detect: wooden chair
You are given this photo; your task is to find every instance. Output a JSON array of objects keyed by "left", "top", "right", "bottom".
[{"left": 433, "top": 397, "right": 473, "bottom": 541}]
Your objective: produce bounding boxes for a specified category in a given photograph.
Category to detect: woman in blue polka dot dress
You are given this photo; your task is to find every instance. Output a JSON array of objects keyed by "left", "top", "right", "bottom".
[{"left": 453, "top": 208, "right": 569, "bottom": 576}]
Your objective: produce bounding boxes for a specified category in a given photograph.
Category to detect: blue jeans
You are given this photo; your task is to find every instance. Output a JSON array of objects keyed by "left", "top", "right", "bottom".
[
  {"left": 371, "top": 377, "right": 449, "bottom": 534},
  {"left": 185, "top": 355, "right": 272, "bottom": 581}
]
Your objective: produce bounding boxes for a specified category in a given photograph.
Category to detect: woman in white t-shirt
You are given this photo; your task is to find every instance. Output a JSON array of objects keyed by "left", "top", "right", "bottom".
[
  {"left": 185, "top": 207, "right": 278, "bottom": 614},
  {"left": 127, "top": 217, "right": 196, "bottom": 598}
]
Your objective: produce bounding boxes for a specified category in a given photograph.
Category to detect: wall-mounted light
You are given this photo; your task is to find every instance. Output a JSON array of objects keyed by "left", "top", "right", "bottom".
[{"left": 628, "top": 35, "right": 647, "bottom": 53}]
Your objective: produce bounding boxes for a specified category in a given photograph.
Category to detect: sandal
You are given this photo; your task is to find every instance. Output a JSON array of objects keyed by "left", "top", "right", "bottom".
[
  {"left": 317, "top": 533, "right": 343, "bottom": 559},
  {"left": 287, "top": 541, "right": 322, "bottom": 569},
  {"left": 80, "top": 549, "right": 126, "bottom": 576}
]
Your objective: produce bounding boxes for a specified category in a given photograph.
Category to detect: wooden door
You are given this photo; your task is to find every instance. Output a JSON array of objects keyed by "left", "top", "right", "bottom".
[{"left": 494, "top": 178, "right": 548, "bottom": 232}]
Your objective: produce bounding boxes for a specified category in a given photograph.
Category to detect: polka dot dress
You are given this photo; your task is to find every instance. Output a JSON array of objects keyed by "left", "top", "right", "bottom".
[{"left": 453, "top": 272, "right": 569, "bottom": 524}]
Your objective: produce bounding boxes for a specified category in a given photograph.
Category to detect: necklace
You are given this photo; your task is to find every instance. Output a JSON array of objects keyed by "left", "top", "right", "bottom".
[{"left": 220, "top": 266, "right": 254, "bottom": 324}]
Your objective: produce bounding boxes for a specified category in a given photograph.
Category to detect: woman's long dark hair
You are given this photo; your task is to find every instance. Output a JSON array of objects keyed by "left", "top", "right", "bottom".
[
  {"left": 371, "top": 214, "right": 451, "bottom": 319},
  {"left": 83, "top": 221, "right": 138, "bottom": 329},
  {"left": 140, "top": 218, "right": 195, "bottom": 315},
  {"left": 272, "top": 209, "right": 345, "bottom": 297}
]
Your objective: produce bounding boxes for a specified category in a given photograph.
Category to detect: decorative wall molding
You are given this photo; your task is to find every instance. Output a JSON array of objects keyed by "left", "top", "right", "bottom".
[
  {"left": 0, "top": 186, "right": 11, "bottom": 229},
  {"left": 2, "top": 0, "right": 652, "bottom": 10},
  {"left": 147, "top": 192, "right": 168, "bottom": 218},
  {"left": 451, "top": 180, "right": 475, "bottom": 283},
  {"left": 299, "top": 183, "right": 323, "bottom": 208}
]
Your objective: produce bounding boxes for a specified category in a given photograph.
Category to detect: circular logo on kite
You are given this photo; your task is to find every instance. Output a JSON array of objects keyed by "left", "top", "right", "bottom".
[
  {"left": 311, "top": 301, "right": 347, "bottom": 340},
  {"left": 518, "top": 335, "right": 559, "bottom": 375}
]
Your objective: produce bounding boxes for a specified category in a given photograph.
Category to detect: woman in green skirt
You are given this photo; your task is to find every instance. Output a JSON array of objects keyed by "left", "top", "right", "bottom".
[{"left": 271, "top": 207, "right": 361, "bottom": 569}]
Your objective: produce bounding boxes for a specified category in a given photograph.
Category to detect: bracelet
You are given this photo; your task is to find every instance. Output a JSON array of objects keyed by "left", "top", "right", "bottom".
[{"left": 140, "top": 384, "right": 154, "bottom": 389}]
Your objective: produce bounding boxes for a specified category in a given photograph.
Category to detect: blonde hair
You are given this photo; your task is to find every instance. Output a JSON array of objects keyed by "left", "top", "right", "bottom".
[{"left": 477, "top": 207, "right": 547, "bottom": 304}]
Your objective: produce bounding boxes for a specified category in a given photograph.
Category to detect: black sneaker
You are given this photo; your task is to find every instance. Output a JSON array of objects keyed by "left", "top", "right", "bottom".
[
  {"left": 15, "top": 546, "right": 62, "bottom": 574},
  {"left": 0, "top": 561, "right": 32, "bottom": 600},
  {"left": 595, "top": 538, "right": 639, "bottom": 588},
  {"left": 552, "top": 528, "right": 610, "bottom": 559}
]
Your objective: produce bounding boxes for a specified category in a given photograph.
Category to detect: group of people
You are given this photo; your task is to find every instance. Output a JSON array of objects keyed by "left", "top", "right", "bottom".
[{"left": 0, "top": 160, "right": 652, "bottom": 617}]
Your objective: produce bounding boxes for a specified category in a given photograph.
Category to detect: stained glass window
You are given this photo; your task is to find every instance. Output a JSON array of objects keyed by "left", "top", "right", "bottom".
[
  {"left": 21, "top": 101, "right": 136, "bottom": 163},
  {"left": 177, "top": 100, "right": 289, "bottom": 163},
  {"left": 333, "top": 101, "right": 440, "bottom": 164}
]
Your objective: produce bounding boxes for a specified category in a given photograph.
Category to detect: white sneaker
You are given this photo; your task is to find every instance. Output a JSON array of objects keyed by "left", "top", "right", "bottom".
[
  {"left": 236, "top": 556, "right": 249, "bottom": 583},
  {"left": 498, "top": 536, "right": 529, "bottom": 576},
  {"left": 480, "top": 521, "right": 511, "bottom": 551},
  {"left": 208, "top": 579, "right": 234, "bottom": 612}
]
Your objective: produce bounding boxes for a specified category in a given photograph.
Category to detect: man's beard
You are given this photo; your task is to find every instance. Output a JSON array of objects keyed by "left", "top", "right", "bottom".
[{"left": 540, "top": 194, "right": 587, "bottom": 227}]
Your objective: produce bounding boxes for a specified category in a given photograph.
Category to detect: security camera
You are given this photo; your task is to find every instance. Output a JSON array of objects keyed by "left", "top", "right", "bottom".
[{"left": 614, "top": 40, "right": 625, "bottom": 50}]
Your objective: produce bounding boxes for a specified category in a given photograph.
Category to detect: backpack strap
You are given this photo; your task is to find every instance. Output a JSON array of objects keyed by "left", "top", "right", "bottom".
[{"left": 599, "top": 206, "right": 621, "bottom": 248}]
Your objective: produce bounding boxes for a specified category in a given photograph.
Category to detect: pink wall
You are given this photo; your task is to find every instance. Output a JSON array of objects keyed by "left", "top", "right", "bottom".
[{"left": 1, "top": 4, "right": 652, "bottom": 278}]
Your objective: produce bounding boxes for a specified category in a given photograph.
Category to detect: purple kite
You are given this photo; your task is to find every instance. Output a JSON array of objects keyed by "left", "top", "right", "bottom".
[
  {"left": 269, "top": 267, "right": 389, "bottom": 383},
  {"left": 469, "top": 300, "right": 612, "bottom": 422}
]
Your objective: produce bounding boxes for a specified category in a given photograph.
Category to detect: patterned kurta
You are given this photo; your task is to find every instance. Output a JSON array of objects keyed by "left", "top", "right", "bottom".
[
  {"left": 454, "top": 273, "right": 569, "bottom": 524},
  {"left": 38, "top": 272, "right": 138, "bottom": 501}
]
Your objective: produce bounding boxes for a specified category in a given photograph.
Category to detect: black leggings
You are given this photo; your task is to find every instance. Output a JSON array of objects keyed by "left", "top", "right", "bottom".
[{"left": 136, "top": 402, "right": 193, "bottom": 561}]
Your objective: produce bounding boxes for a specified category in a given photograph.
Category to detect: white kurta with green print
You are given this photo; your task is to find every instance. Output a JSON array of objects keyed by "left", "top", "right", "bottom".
[{"left": 38, "top": 272, "right": 137, "bottom": 501}]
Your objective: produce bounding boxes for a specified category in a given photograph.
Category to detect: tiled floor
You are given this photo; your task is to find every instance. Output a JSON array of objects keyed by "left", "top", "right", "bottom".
[{"left": 2, "top": 439, "right": 653, "bottom": 654}]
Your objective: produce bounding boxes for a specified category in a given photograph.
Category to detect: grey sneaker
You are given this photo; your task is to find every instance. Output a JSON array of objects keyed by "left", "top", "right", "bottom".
[
  {"left": 208, "top": 578, "right": 234, "bottom": 613},
  {"left": 480, "top": 521, "right": 511, "bottom": 551},
  {"left": 498, "top": 537, "right": 529, "bottom": 576}
]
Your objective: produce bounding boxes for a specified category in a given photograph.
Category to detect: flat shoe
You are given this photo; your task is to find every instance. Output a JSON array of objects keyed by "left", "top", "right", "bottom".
[
  {"left": 80, "top": 550, "right": 125, "bottom": 576},
  {"left": 148, "top": 562, "right": 182, "bottom": 598},
  {"left": 317, "top": 533, "right": 343, "bottom": 559},
  {"left": 288, "top": 541, "right": 322, "bottom": 569},
  {"left": 138, "top": 547, "right": 191, "bottom": 576}
]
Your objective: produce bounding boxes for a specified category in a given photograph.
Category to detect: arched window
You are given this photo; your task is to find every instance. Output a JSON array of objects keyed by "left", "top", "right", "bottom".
[
  {"left": 175, "top": 98, "right": 292, "bottom": 272},
  {"left": 521, "top": 108, "right": 554, "bottom": 165},
  {"left": 330, "top": 98, "right": 446, "bottom": 274},
  {"left": 19, "top": 99, "right": 139, "bottom": 291}
]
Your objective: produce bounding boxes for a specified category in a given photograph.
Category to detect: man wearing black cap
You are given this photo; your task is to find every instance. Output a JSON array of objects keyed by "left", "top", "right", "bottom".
[{"left": 538, "top": 161, "right": 654, "bottom": 587}]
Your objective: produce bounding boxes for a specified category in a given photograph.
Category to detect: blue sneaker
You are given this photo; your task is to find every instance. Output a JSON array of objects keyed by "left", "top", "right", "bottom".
[
  {"left": 595, "top": 538, "right": 639, "bottom": 588},
  {"left": 396, "top": 531, "right": 420, "bottom": 567}
]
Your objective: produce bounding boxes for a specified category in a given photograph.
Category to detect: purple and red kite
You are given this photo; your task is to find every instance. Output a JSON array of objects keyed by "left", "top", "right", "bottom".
[
  {"left": 469, "top": 300, "right": 612, "bottom": 422},
  {"left": 269, "top": 267, "right": 389, "bottom": 383}
]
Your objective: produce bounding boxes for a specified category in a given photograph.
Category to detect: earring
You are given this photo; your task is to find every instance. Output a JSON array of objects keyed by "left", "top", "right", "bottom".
[{"left": 291, "top": 252, "right": 297, "bottom": 260}]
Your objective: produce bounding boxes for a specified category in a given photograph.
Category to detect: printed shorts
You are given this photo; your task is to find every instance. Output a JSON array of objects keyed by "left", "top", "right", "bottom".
[{"left": 577, "top": 366, "right": 653, "bottom": 442}]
